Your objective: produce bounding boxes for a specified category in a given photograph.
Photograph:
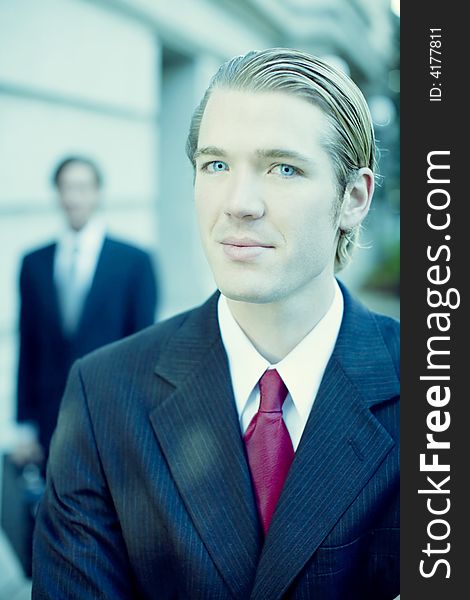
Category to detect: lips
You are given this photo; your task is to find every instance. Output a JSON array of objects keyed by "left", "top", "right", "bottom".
[
  {"left": 220, "top": 237, "right": 274, "bottom": 262},
  {"left": 220, "top": 237, "right": 274, "bottom": 248}
]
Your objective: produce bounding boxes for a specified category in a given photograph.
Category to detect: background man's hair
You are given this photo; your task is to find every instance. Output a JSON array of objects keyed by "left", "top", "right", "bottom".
[
  {"left": 52, "top": 156, "right": 103, "bottom": 189},
  {"left": 186, "top": 47, "right": 376, "bottom": 271}
]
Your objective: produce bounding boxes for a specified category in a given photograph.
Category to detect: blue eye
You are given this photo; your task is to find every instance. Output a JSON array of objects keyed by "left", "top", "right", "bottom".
[
  {"left": 270, "top": 163, "right": 302, "bottom": 179},
  {"left": 273, "top": 164, "right": 298, "bottom": 177},
  {"left": 206, "top": 160, "right": 228, "bottom": 172}
]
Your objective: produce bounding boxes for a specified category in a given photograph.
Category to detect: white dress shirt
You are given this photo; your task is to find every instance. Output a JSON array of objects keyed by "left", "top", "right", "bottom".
[
  {"left": 54, "top": 218, "right": 106, "bottom": 333},
  {"left": 217, "top": 281, "right": 344, "bottom": 451}
]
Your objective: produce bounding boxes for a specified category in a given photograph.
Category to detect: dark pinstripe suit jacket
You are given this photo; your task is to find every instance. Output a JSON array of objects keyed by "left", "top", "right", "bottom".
[{"left": 32, "top": 283, "right": 400, "bottom": 600}]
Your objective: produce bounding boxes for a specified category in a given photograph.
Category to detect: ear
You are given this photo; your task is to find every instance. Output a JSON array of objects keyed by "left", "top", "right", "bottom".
[{"left": 339, "top": 167, "right": 375, "bottom": 231}]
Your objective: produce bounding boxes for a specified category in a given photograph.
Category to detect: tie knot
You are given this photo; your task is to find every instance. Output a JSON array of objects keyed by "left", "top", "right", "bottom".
[{"left": 258, "top": 369, "right": 288, "bottom": 412}]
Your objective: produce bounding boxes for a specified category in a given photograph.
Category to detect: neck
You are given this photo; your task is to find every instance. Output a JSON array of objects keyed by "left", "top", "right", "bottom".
[{"left": 226, "top": 276, "right": 336, "bottom": 363}]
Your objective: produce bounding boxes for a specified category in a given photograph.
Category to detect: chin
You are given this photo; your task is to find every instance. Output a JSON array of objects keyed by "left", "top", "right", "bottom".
[
  {"left": 210, "top": 257, "right": 285, "bottom": 304},
  {"left": 67, "top": 214, "right": 86, "bottom": 231},
  {"left": 217, "top": 281, "right": 280, "bottom": 305}
]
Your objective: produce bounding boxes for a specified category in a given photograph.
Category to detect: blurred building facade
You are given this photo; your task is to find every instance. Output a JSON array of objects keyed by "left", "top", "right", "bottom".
[{"left": 0, "top": 0, "right": 399, "bottom": 452}]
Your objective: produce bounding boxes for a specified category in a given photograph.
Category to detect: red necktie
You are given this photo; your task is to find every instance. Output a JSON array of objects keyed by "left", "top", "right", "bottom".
[{"left": 244, "top": 369, "right": 294, "bottom": 535}]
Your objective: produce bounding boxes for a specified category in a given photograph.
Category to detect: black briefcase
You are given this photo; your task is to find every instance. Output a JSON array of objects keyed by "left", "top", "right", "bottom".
[{"left": 1, "top": 453, "right": 44, "bottom": 577}]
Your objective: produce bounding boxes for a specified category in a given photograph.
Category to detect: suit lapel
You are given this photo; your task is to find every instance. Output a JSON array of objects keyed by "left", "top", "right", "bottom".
[
  {"left": 250, "top": 286, "right": 400, "bottom": 600},
  {"left": 149, "top": 294, "right": 262, "bottom": 599}
]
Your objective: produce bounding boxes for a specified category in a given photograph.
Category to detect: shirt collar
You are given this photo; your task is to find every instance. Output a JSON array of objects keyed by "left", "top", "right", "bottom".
[
  {"left": 218, "top": 294, "right": 269, "bottom": 418},
  {"left": 58, "top": 216, "right": 106, "bottom": 253},
  {"left": 218, "top": 281, "right": 344, "bottom": 420}
]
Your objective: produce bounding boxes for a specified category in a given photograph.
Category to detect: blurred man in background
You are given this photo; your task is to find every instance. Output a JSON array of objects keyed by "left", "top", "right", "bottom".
[{"left": 16, "top": 156, "right": 158, "bottom": 463}]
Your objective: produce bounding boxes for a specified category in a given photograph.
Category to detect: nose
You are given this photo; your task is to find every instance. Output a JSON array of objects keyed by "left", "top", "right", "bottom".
[{"left": 224, "top": 170, "right": 265, "bottom": 220}]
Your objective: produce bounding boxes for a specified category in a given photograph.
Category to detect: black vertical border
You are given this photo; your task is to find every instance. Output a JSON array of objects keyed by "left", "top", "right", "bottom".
[{"left": 401, "top": 3, "right": 467, "bottom": 598}]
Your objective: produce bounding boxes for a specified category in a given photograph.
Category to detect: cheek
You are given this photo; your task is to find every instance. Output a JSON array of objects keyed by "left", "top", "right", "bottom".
[
  {"left": 83, "top": 195, "right": 98, "bottom": 209},
  {"left": 285, "top": 203, "right": 338, "bottom": 259},
  {"left": 60, "top": 193, "right": 74, "bottom": 206},
  {"left": 194, "top": 193, "right": 217, "bottom": 235},
  {"left": 195, "top": 176, "right": 227, "bottom": 218}
]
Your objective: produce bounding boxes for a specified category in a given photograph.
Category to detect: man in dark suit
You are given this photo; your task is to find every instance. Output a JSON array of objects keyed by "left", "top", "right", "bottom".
[
  {"left": 17, "top": 156, "right": 158, "bottom": 459},
  {"left": 32, "top": 49, "right": 399, "bottom": 599}
]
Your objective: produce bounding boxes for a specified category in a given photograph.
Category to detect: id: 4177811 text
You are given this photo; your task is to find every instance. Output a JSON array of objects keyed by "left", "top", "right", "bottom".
[{"left": 429, "top": 28, "right": 443, "bottom": 102}]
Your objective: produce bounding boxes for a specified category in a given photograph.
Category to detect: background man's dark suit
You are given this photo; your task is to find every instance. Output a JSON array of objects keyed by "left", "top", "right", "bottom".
[
  {"left": 32, "top": 284, "right": 399, "bottom": 600},
  {"left": 17, "top": 237, "right": 157, "bottom": 453}
]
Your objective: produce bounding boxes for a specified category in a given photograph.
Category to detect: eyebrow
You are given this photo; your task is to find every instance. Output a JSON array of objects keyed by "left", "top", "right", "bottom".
[
  {"left": 193, "top": 146, "right": 227, "bottom": 161},
  {"left": 193, "top": 146, "right": 314, "bottom": 165},
  {"left": 254, "top": 148, "right": 313, "bottom": 165}
]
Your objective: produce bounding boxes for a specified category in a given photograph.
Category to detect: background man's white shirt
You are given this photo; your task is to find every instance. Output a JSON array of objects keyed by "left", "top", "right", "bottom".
[{"left": 54, "top": 218, "right": 106, "bottom": 333}]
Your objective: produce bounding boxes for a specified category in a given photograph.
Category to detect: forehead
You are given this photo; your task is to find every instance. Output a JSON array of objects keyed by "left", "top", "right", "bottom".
[
  {"left": 59, "top": 162, "right": 96, "bottom": 182},
  {"left": 198, "top": 89, "right": 332, "bottom": 155}
]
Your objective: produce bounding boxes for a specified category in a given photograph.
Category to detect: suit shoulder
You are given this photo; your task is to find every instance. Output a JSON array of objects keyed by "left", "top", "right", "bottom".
[
  {"left": 78, "top": 305, "right": 194, "bottom": 374},
  {"left": 104, "top": 237, "right": 152, "bottom": 261},
  {"left": 22, "top": 242, "right": 56, "bottom": 265},
  {"left": 371, "top": 311, "right": 400, "bottom": 343},
  {"left": 340, "top": 282, "right": 399, "bottom": 359},
  {"left": 370, "top": 310, "right": 400, "bottom": 372}
]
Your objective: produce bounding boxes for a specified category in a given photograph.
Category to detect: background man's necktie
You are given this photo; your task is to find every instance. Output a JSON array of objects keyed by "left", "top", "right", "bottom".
[
  {"left": 244, "top": 368, "right": 294, "bottom": 535},
  {"left": 59, "top": 242, "right": 82, "bottom": 335}
]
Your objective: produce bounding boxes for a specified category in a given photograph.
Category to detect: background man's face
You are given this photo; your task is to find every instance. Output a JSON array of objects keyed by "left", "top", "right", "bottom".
[
  {"left": 57, "top": 162, "right": 100, "bottom": 231},
  {"left": 194, "top": 89, "right": 342, "bottom": 304}
]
